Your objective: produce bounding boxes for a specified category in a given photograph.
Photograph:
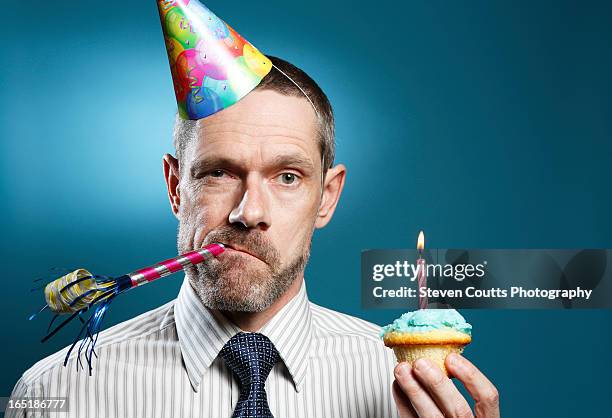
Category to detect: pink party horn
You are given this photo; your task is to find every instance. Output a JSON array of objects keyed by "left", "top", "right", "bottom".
[{"left": 29, "top": 243, "right": 225, "bottom": 374}]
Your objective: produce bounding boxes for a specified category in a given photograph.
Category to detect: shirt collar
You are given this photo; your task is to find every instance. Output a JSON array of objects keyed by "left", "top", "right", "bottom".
[{"left": 174, "top": 276, "right": 313, "bottom": 393}]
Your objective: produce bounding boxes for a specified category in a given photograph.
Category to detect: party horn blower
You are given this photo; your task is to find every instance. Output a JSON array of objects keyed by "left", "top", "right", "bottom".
[{"left": 29, "top": 243, "right": 225, "bottom": 374}]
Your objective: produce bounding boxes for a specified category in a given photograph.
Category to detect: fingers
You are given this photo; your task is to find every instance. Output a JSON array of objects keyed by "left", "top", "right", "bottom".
[
  {"left": 412, "top": 359, "right": 474, "bottom": 418},
  {"left": 394, "top": 362, "right": 444, "bottom": 417},
  {"left": 446, "top": 353, "right": 500, "bottom": 418},
  {"left": 392, "top": 380, "right": 418, "bottom": 418},
  {"left": 394, "top": 355, "right": 499, "bottom": 418}
]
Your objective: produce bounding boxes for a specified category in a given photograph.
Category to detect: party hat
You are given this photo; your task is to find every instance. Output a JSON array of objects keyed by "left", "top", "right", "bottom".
[{"left": 156, "top": 0, "right": 272, "bottom": 119}]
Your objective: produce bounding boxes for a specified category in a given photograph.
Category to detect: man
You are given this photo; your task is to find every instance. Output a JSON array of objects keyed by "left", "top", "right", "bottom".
[{"left": 8, "top": 57, "right": 499, "bottom": 417}]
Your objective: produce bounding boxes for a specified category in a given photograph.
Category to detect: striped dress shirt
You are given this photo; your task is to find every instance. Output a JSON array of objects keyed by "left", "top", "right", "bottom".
[{"left": 8, "top": 277, "right": 400, "bottom": 417}]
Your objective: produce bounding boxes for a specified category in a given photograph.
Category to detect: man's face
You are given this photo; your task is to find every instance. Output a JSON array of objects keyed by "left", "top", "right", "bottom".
[{"left": 170, "top": 90, "right": 325, "bottom": 312}]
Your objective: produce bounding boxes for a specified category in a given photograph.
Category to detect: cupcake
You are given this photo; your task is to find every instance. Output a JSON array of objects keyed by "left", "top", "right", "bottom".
[{"left": 380, "top": 309, "right": 472, "bottom": 375}]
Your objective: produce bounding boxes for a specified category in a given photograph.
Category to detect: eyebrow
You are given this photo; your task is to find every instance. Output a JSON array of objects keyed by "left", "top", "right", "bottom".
[
  {"left": 189, "top": 154, "right": 316, "bottom": 178},
  {"left": 269, "top": 154, "right": 316, "bottom": 173}
]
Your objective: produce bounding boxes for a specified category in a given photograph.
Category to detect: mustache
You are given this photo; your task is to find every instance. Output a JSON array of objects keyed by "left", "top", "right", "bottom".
[{"left": 202, "top": 225, "right": 280, "bottom": 266}]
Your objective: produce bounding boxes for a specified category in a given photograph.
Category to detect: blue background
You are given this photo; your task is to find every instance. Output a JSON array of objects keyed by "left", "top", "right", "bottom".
[{"left": 1, "top": 0, "right": 611, "bottom": 416}]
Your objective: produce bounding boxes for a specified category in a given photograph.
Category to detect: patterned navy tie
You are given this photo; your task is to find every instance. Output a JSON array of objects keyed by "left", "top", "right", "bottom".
[{"left": 220, "top": 332, "right": 280, "bottom": 418}]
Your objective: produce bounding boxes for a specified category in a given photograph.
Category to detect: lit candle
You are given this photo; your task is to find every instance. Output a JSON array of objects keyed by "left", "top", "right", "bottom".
[{"left": 417, "top": 230, "right": 428, "bottom": 309}]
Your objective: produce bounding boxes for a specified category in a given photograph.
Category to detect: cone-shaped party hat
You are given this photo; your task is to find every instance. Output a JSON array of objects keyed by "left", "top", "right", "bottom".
[{"left": 156, "top": 0, "right": 272, "bottom": 119}]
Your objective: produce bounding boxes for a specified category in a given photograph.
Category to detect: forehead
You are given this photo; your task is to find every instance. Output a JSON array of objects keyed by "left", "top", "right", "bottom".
[{"left": 187, "top": 90, "right": 319, "bottom": 162}]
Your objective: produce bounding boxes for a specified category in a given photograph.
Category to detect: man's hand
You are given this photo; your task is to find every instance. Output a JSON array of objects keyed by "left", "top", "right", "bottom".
[{"left": 392, "top": 353, "right": 499, "bottom": 418}]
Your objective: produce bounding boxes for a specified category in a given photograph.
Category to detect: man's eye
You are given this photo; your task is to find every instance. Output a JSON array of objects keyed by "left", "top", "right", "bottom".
[
  {"left": 209, "top": 169, "right": 225, "bottom": 178},
  {"left": 278, "top": 173, "right": 298, "bottom": 185}
]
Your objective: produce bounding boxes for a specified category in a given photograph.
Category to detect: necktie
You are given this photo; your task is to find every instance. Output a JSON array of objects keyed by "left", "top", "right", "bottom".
[{"left": 219, "top": 332, "right": 280, "bottom": 418}]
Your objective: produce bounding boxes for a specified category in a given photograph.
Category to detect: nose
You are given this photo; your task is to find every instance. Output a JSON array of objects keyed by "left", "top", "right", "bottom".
[{"left": 228, "top": 178, "right": 271, "bottom": 230}]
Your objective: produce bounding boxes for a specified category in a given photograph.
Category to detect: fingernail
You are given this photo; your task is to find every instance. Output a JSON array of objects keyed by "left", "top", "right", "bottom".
[
  {"left": 395, "top": 362, "right": 410, "bottom": 379},
  {"left": 447, "top": 353, "right": 459, "bottom": 366},
  {"left": 414, "top": 358, "right": 431, "bottom": 372},
  {"left": 447, "top": 353, "right": 463, "bottom": 368}
]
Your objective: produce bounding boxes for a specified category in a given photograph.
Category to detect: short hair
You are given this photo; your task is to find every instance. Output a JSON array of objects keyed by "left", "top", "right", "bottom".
[{"left": 173, "top": 55, "right": 335, "bottom": 174}]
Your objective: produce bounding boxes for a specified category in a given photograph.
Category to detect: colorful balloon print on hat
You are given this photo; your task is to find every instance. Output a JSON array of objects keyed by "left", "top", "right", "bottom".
[{"left": 157, "top": 0, "right": 272, "bottom": 119}]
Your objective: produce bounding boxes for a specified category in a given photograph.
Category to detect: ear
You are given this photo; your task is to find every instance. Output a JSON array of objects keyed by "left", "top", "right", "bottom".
[
  {"left": 315, "top": 164, "right": 346, "bottom": 229},
  {"left": 163, "top": 154, "right": 181, "bottom": 217}
]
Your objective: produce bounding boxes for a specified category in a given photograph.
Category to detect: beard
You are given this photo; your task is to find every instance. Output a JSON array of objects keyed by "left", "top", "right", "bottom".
[{"left": 177, "top": 221, "right": 311, "bottom": 312}]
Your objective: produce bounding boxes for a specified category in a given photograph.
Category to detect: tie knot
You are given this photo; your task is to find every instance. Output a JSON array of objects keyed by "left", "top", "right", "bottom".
[{"left": 220, "top": 332, "right": 280, "bottom": 388}]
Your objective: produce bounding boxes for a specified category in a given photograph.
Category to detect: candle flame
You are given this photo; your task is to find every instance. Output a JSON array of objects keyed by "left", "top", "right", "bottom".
[{"left": 417, "top": 230, "right": 425, "bottom": 251}]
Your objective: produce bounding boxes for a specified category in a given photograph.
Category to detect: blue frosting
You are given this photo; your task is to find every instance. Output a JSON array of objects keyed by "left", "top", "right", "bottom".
[{"left": 380, "top": 309, "right": 472, "bottom": 338}]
